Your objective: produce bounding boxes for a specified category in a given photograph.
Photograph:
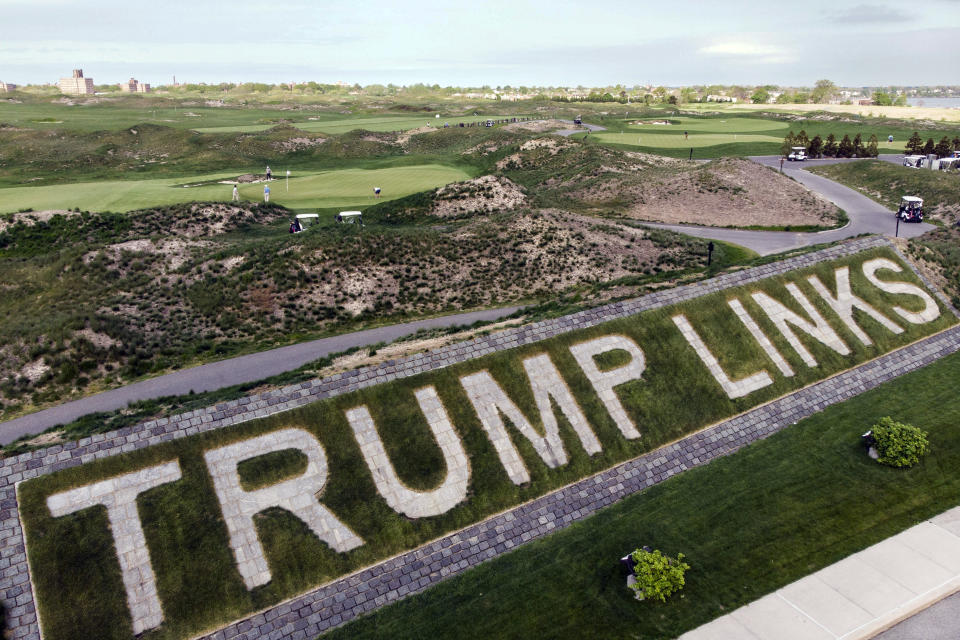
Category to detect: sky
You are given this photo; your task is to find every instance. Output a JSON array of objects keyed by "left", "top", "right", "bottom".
[{"left": 2, "top": 0, "right": 959, "bottom": 87}]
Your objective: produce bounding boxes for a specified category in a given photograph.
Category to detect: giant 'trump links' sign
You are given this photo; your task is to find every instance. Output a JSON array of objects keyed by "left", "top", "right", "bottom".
[{"left": 19, "top": 248, "right": 957, "bottom": 640}]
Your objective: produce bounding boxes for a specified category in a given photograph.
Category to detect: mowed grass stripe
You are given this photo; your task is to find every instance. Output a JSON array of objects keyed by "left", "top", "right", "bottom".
[
  {"left": 0, "top": 165, "right": 471, "bottom": 214},
  {"left": 325, "top": 345, "right": 960, "bottom": 640}
]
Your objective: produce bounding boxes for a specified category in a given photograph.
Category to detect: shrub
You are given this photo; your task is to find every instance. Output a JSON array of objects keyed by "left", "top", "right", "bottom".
[
  {"left": 872, "top": 416, "right": 929, "bottom": 468},
  {"left": 629, "top": 549, "right": 690, "bottom": 602}
]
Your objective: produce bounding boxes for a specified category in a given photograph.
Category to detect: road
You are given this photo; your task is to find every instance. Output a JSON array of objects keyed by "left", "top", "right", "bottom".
[
  {"left": 0, "top": 305, "right": 523, "bottom": 444},
  {"left": 555, "top": 120, "right": 607, "bottom": 137},
  {"left": 639, "top": 156, "right": 934, "bottom": 255},
  {"left": 874, "top": 590, "right": 960, "bottom": 639}
]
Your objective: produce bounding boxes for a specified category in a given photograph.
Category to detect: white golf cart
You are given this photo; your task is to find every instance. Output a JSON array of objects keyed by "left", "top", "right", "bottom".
[
  {"left": 897, "top": 196, "right": 924, "bottom": 223},
  {"left": 290, "top": 213, "right": 319, "bottom": 233},
  {"left": 336, "top": 211, "right": 363, "bottom": 225},
  {"left": 903, "top": 155, "right": 926, "bottom": 169},
  {"left": 787, "top": 146, "right": 807, "bottom": 161}
]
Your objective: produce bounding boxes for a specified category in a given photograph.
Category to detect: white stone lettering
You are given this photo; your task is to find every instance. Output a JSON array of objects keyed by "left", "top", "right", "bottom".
[
  {"left": 862, "top": 258, "right": 941, "bottom": 324},
  {"left": 46, "top": 461, "right": 182, "bottom": 634},
  {"left": 807, "top": 267, "right": 903, "bottom": 345},
  {"left": 461, "top": 352, "right": 598, "bottom": 485},
  {"left": 203, "top": 428, "right": 363, "bottom": 589},
  {"left": 728, "top": 299, "right": 794, "bottom": 377},
  {"left": 751, "top": 284, "right": 850, "bottom": 367},
  {"left": 673, "top": 314, "right": 774, "bottom": 399},
  {"left": 345, "top": 386, "right": 470, "bottom": 518},
  {"left": 568, "top": 336, "right": 644, "bottom": 440}
]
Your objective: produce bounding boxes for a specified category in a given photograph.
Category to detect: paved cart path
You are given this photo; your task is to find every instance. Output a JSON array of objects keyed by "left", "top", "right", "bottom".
[
  {"left": 0, "top": 305, "right": 523, "bottom": 444},
  {"left": 640, "top": 156, "right": 934, "bottom": 255}
]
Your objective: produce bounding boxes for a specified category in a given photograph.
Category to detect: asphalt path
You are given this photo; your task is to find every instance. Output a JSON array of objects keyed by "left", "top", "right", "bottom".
[
  {"left": 639, "top": 156, "right": 934, "bottom": 255},
  {"left": 0, "top": 305, "right": 523, "bottom": 444},
  {"left": 874, "top": 590, "right": 960, "bottom": 639},
  {"left": 555, "top": 120, "right": 607, "bottom": 137}
]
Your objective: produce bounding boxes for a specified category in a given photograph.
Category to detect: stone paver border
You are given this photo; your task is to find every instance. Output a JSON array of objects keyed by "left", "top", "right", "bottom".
[{"left": 2, "top": 236, "right": 955, "bottom": 640}]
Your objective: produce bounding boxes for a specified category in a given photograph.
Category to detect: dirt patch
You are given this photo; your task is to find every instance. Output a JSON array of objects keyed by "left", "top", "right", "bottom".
[
  {"left": 580, "top": 158, "right": 842, "bottom": 228},
  {"left": 19, "top": 359, "right": 50, "bottom": 383},
  {"left": 431, "top": 176, "right": 527, "bottom": 218},
  {"left": 397, "top": 126, "right": 436, "bottom": 145},
  {"left": 0, "top": 209, "right": 75, "bottom": 233},
  {"left": 74, "top": 329, "right": 120, "bottom": 349},
  {"left": 503, "top": 119, "right": 570, "bottom": 133},
  {"left": 272, "top": 136, "right": 326, "bottom": 152}
]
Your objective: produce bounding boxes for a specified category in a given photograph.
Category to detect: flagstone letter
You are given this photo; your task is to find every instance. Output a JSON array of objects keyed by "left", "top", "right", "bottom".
[
  {"left": 862, "top": 258, "right": 940, "bottom": 324},
  {"left": 807, "top": 267, "right": 903, "bottom": 345},
  {"left": 46, "top": 461, "right": 183, "bottom": 634},
  {"left": 569, "top": 336, "right": 643, "bottom": 439},
  {"left": 461, "top": 352, "right": 595, "bottom": 484},
  {"left": 728, "top": 299, "right": 794, "bottom": 377},
  {"left": 751, "top": 284, "right": 850, "bottom": 368},
  {"left": 346, "top": 386, "right": 470, "bottom": 518},
  {"left": 204, "top": 428, "right": 363, "bottom": 589},
  {"left": 673, "top": 314, "right": 773, "bottom": 399}
]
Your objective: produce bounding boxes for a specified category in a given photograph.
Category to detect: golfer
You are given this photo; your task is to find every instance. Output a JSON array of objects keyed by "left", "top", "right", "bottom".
[
  {"left": 232, "top": 185, "right": 240, "bottom": 201},
  {"left": 264, "top": 184, "right": 270, "bottom": 203},
  {"left": 266, "top": 165, "right": 272, "bottom": 181},
  {"left": 374, "top": 187, "right": 381, "bottom": 198}
]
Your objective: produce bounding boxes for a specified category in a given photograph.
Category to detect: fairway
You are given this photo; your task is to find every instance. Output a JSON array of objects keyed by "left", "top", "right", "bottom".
[
  {"left": 626, "top": 116, "right": 789, "bottom": 133},
  {"left": 194, "top": 114, "right": 524, "bottom": 134},
  {"left": 0, "top": 165, "right": 470, "bottom": 214},
  {"left": 592, "top": 131, "right": 783, "bottom": 149}
]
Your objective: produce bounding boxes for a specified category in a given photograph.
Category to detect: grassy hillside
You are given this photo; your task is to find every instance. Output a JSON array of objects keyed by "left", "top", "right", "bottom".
[
  {"left": 18, "top": 246, "right": 955, "bottom": 640},
  {"left": 0, "top": 201, "right": 718, "bottom": 423},
  {"left": 809, "top": 160, "right": 960, "bottom": 223}
]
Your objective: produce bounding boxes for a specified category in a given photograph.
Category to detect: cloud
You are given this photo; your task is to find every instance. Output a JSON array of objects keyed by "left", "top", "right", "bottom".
[
  {"left": 829, "top": 4, "right": 912, "bottom": 23},
  {"left": 697, "top": 41, "right": 795, "bottom": 64}
]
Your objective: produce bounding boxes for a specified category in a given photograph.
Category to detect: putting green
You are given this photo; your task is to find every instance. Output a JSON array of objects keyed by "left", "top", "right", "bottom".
[
  {"left": 0, "top": 165, "right": 471, "bottom": 214},
  {"left": 623, "top": 116, "right": 788, "bottom": 133},
  {"left": 195, "top": 114, "right": 521, "bottom": 134},
  {"left": 592, "top": 131, "right": 784, "bottom": 149}
]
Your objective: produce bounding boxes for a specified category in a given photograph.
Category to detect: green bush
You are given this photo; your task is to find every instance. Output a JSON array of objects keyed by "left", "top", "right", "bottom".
[
  {"left": 629, "top": 549, "right": 690, "bottom": 602},
  {"left": 872, "top": 416, "right": 929, "bottom": 468}
]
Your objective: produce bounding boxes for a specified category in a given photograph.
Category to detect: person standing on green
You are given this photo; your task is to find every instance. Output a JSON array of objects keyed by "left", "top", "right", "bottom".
[
  {"left": 232, "top": 184, "right": 240, "bottom": 201},
  {"left": 264, "top": 184, "right": 270, "bottom": 203}
]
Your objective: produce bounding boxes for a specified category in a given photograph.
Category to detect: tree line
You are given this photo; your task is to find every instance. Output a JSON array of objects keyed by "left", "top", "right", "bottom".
[
  {"left": 904, "top": 132, "right": 960, "bottom": 157},
  {"left": 781, "top": 130, "right": 879, "bottom": 158}
]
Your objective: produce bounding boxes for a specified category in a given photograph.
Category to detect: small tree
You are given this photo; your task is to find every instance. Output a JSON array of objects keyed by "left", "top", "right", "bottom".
[
  {"left": 865, "top": 134, "right": 879, "bottom": 158},
  {"left": 795, "top": 129, "right": 810, "bottom": 149},
  {"left": 952, "top": 136, "right": 960, "bottom": 152},
  {"left": 872, "top": 91, "right": 893, "bottom": 106},
  {"left": 923, "top": 138, "right": 936, "bottom": 155},
  {"left": 807, "top": 135, "right": 824, "bottom": 158},
  {"left": 751, "top": 89, "right": 770, "bottom": 104},
  {"left": 871, "top": 417, "right": 929, "bottom": 468},
  {"left": 934, "top": 136, "right": 952, "bottom": 158},
  {"left": 837, "top": 134, "right": 855, "bottom": 158},
  {"left": 906, "top": 132, "right": 924, "bottom": 155},
  {"left": 823, "top": 133, "right": 838, "bottom": 157},
  {"left": 853, "top": 133, "right": 865, "bottom": 157},
  {"left": 629, "top": 549, "right": 690, "bottom": 602},
  {"left": 781, "top": 131, "right": 796, "bottom": 156}
]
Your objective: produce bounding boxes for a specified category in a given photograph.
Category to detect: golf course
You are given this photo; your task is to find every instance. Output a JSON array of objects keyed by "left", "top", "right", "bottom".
[{"left": 0, "top": 165, "right": 471, "bottom": 214}]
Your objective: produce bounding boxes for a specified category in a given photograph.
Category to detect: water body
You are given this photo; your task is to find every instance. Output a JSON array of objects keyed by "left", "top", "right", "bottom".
[{"left": 907, "top": 97, "right": 960, "bottom": 108}]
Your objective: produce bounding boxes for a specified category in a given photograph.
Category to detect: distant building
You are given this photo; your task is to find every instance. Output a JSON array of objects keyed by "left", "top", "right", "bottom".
[
  {"left": 119, "top": 77, "right": 150, "bottom": 93},
  {"left": 858, "top": 99, "right": 873, "bottom": 106},
  {"left": 705, "top": 94, "right": 737, "bottom": 103},
  {"left": 59, "top": 69, "right": 94, "bottom": 95},
  {"left": 0, "top": 81, "right": 16, "bottom": 92}
]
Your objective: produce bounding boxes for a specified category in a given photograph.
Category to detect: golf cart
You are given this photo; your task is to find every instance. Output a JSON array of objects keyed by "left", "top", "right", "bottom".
[
  {"left": 903, "top": 155, "right": 926, "bottom": 168},
  {"left": 290, "top": 213, "right": 319, "bottom": 233},
  {"left": 336, "top": 211, "right": 363, "bottom": 225},
  {"left": 897, "top": 196, "right": 924, "bottom": 223},
  {"left": 485, "top": 119, "right": 494, "bottom": 127},
  {"left": 573, "top": 116, "right": 583, "bottom": 125},
  {"left": 787, "top": 146, "right": 807, "bottom": 161}
]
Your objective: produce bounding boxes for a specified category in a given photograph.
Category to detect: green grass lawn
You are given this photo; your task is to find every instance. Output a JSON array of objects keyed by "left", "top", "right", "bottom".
[
  {"left": 325, "top": 342, "right": 960, "bottom": 640},
  {"left": 0, "top": 164, "right": 471, "bottom": 214},
  {"left": 591, "top": 114, "right": 958, "bottom": 158},
  {"left": 195, "top": 114, "right": 523, "bottom": 134},
  {"left": 17, "top": 247, "right": 955, "bottom": 640}
]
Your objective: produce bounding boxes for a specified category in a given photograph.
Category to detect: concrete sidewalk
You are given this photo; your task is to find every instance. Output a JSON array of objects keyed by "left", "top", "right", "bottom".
[{"left": 680, "top": 506, "right": 960, "bottom": 640}]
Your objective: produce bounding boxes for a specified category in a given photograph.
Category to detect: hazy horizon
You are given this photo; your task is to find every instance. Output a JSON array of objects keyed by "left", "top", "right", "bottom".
[{"left": 3, "top": 0, "right": 959, "bottom": 87}]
